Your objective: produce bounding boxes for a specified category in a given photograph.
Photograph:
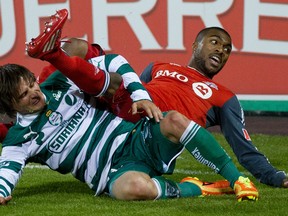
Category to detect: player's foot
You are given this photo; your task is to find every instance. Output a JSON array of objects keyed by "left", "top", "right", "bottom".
[
  {"left": 233, "top": 176, "right": 259, "bottom": 202},
  {"left": 26, "top": 9, "right": 68, "bottom": 59},
  {"left": 180, "top": 177, "right": 234, "bottom": 196}
]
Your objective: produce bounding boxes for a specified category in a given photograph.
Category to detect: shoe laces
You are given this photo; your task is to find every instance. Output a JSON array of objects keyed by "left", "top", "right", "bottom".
[
  {"left": 44, "top": 12, "right": 62, "bottom": 31},
  {"left": 44, "top": 21, "right": 55, "bottom": 32},
  {"left": 238, "top": 176, "right": 253, "bottom": 188}
]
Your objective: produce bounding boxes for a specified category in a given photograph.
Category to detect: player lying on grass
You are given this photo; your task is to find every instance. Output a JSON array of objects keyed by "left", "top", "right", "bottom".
[
  {"left": 35, "top": 27, "right": 288, "bottom": 189},
  {"left": 140, "top": 28, "right": 287, "bottom": 188},
  {"left": 1, "top": 11, "right": 287, "bottom": 189},
  {"left": 0, "top": 9, "right": 258, "bottom": 205}
]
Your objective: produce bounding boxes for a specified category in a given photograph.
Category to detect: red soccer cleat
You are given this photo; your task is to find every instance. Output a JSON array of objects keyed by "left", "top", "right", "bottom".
[{"left": 26, "top": 9, "right": 68, "bottom": 59}]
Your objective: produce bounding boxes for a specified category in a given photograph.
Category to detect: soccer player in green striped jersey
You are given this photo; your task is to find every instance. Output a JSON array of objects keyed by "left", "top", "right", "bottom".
[{"left": 0, "top": 9, "right": 259, "bottom": 205}]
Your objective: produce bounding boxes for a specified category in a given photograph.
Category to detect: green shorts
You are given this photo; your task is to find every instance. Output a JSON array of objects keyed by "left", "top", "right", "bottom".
[{"left": 106, "top": 115, "right": 185, "bottom": 194}]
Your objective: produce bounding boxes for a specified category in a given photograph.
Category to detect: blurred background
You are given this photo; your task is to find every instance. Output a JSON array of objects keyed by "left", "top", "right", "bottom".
[{"left": 0, "top": 0, "right": 287, "bottom": 132}]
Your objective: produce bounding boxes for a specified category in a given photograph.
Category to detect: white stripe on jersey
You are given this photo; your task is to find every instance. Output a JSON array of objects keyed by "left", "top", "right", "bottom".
[
  {"left": 95, "top": 70, "right": 110, "bottom": 97},
  {"left": 85, "top": 116, "right": 125, "bottom": 185},
  {"left": 130, "top": 89, "right": 151, "bottom": 101},
  {"left": 88, "top": 54, "right": 151, "bottom": 102},
  {"left": 0, "top": 180, "right": 10, "bottom": 196},
  {"left": 121, "top": 72, "right": 143, "bottom": 88},
  {"left": 71, "top": 111, "right": 111, "bottom": 175},
  {"left": 0, "top": 169, "right": 22, "bottom": 191},
  {"left": 107, "top": 55, "right": 128, "bottom": 72},
  {"left": 96, "top": 132, "right": 129, "bottom": 195},
  {"left": 1, "top": 146, "right": 27, "bottom": 165}
]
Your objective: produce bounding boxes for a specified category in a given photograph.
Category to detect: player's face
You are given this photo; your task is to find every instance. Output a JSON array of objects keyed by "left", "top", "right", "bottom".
[
  {"left": 193, "top": 29, "right": 232, "bottom": 78},
  {"left": 13, "top": 77, "right": 46, "bottom": 115}
]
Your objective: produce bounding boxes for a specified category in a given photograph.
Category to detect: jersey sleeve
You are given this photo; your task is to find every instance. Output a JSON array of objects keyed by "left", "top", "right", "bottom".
[
  {"left": 0, "top": 146, "right": 26, "bottom": 197},
  {"left": 219, "top": 96, "right": 279, "bottom": 184},
  {"left": 88, "top": 54, "right": 152, "bottom": 102},
  {"left": 139, "top": 63, "right": 154, "bottom": 83}
]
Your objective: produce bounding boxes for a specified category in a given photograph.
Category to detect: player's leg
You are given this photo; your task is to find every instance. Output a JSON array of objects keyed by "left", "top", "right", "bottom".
[
  {"left": 111, "top": 171, "right": 209, "bottom": 200},
  {"left": 108, "top": 113, "right": 237, "bottom": 201},
  {"left": 159, "top": 110, "right": 258, "bottom": 201},
  {"left": 109, "top": 163, "right": 224, "bottom": 200},
  {"left": 112, "top": 171, "right": 234, "bottom": 200},
  {"left": 38, "top": 37, "right": 105, "bottom": 83},
  {"left": 26, "top": 9, "right": 112, "bottom": 96},
  {"left": 61, "top": 37, "right": 105, "bottom": 60}
]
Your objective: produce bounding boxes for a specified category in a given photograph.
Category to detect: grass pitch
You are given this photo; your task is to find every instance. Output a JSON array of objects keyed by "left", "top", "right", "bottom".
[{"left": 0, "top": 133, "right": 287, "bottom": 216}]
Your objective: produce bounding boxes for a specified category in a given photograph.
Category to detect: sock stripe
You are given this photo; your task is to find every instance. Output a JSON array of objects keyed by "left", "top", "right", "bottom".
[
  {"left": 151, "top": 178, "right": 162, "bottom": 200},
  {"left": 180, "top": 121, "right": 200, "bottom": 145}
]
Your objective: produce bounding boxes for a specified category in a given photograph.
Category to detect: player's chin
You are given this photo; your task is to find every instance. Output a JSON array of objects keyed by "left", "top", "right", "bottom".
[
  {"left": 33, "top": 101, "right": 46, "bottom": 112},
  {"left": 206, "top": 67, "right": 220, "bottom": 78}
]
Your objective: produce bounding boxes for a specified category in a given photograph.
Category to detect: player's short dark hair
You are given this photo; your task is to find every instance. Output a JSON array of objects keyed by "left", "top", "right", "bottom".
[
  {"left": 195, "top": 27, "right": 231, "bottom": 43},
  {"left": 0, "top": 64, "right": 36, "bottom": 117}
]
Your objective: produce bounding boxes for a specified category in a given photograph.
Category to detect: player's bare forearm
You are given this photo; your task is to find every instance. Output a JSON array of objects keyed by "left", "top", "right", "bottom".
[{"left": 131, "top": 100, "right": 163, "bottom": 122}]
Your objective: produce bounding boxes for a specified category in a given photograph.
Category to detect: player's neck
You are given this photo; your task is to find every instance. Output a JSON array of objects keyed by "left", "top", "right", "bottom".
[{"left": 187, "top": 66, "right": 207, "bottom": 78}]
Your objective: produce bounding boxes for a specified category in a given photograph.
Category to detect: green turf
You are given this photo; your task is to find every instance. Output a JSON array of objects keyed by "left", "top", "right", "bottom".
[{"left": 0, "top": 133, "right": 287, "bottom": 215}]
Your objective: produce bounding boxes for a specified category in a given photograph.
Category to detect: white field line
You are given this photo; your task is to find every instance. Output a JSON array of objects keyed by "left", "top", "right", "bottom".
[
  {"left": 25, "top": 164, "right": 251, "bottom": 176},
  {"left": 26, "top": 164, "right": 50, "bottom": 169}
]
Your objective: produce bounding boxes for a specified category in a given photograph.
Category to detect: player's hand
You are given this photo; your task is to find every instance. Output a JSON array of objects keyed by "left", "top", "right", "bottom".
[
  {"left": 0, "top": 196, "right": 12, "bottom": 205},
  {"left": 131, "top": 100, "right": 163, "bottom": 122}
]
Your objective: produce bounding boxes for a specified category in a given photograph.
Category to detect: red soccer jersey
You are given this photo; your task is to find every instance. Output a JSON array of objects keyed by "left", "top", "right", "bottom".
[
  {"left": 111, "top": 61, "right": 235, "bottom": 127},
  {"left": 142, "top": 62, "right": 235, "bottom": 127}
]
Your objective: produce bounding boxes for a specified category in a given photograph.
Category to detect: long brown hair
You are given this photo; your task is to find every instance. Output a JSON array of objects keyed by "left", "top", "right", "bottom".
[{"left": 0, "top": 64, "right": 36, "bottom": 117}]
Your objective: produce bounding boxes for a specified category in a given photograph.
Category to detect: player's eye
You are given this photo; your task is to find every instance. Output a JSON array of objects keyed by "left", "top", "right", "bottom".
[
  {"left": 211, "top": 40, "right": 217, "bottom": 45},
  {"left": 224, "top": 46, "right": 232, "bottom": 54},
  {"left": 19, "top": 91, "right": 28, "bottom": 100},
  {"left": 29, "top": 81, "right": 35, "bottom": 88}
]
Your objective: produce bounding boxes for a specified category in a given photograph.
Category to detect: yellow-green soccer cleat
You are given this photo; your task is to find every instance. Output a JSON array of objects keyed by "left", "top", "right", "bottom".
[
  {"left": 180, "top": 177, "right": 234, "bottom": 196},
  {"left": 233, "top": 176, "right": 259, "bottom": 202}
]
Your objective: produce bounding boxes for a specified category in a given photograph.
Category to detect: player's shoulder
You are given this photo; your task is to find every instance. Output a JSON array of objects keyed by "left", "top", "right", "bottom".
[
  {"left": 216, "top": 81, "right": 235, "bottom": 99},
  {"left": 152, "top": 61, "right": 182, "bottom": 68}
]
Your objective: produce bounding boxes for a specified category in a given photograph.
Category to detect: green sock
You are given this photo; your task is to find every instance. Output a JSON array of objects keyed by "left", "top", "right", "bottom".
[
  {"left": 219, "top": 161, "right": 242, "bottom": 187},
  {"left": 178, "top": 182, "right": 202, "bottom": 197},
  {"left": 152, "top": 176, "right": 180, "bottom": 199},
  {"left": 180, "top": 121, "right": 242, "bottom": 187},
  {"left": 152, "top": 176, "right": 202, "bottom": 199}
]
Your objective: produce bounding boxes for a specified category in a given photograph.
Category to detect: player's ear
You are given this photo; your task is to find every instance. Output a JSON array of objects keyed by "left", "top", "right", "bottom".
[{"left": 192, "top": 42, "right": 197, "bottom": 51}]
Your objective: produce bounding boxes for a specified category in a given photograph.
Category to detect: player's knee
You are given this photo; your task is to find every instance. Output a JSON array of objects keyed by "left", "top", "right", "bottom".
[
  {"left": 113, "top": 175, "right": 157, "bottom": 200},
  {"left": 161, "top": 111, "right": 189, "bottom": 138},
  {"left": 126, "top": 176, "right": 156, "bottom": 199},
  {"left": 62, "top": 37, "right": 88, "bottom": 58},
  {"left": 166, "top": 110, "right": 187, "bottom": 124},
  {"left": 112, "top": 171, "right": 158, "bottom": 200}
]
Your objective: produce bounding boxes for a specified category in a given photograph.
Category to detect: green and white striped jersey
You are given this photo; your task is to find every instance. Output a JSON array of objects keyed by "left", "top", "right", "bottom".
[
  {"left": 88, "top": 54, "right": 152, "bottom": 102},
  {"left": 0, "top": 70, "right": 136, "bottom": 197}
]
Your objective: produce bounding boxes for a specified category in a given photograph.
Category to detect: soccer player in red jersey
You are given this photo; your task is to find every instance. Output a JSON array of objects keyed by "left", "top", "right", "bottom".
[
  {"left": 116, "top": 27, "right": 288, "bottom": 188},
  {"left": 136, "top": 28, "right": 288, "bottom": 188},
  {"left": 77, "top": 27, "right": 288, "bottom": 188}
]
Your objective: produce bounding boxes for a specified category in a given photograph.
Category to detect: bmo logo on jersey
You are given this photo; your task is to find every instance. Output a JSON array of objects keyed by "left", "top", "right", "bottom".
[{"left": 192, "top": 82, "right": 212, "bottom": 99}]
